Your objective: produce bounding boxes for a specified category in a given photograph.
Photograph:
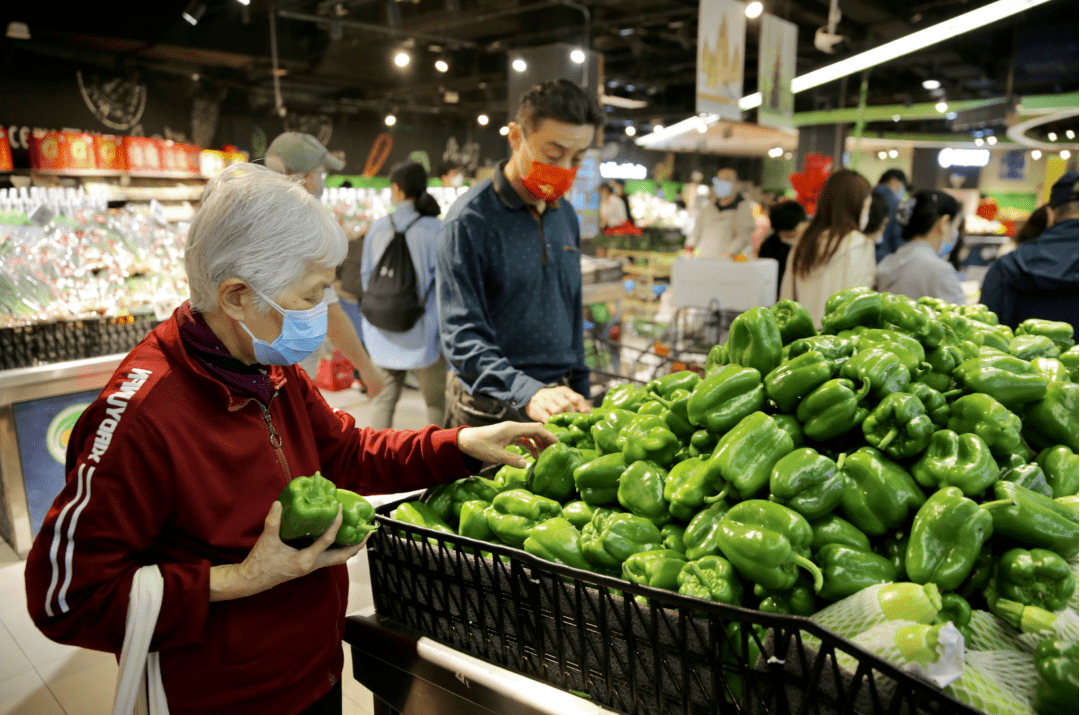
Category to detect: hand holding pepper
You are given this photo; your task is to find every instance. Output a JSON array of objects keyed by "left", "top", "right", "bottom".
[{"left": 457, "top": 420, "right": 562, "bottom": 468}]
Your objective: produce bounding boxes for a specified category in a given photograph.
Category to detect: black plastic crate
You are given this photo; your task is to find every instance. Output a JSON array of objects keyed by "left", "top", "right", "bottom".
[
  {"left": 0, "top": 315, "right": 159, "bottom": 368},
  {"left": 368, "top": 499, "right": 981, "bottom": 715}
]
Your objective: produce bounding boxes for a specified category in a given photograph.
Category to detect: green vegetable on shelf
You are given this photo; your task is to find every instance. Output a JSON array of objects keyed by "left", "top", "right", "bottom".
[
  {"left": 726, "top": 306, "right": 784, "bottom": 377},
  {"left": 572, "top": 452, "right": 626, "bottom": 505},
  {"left": 910, "top": 429, "right": 999, "bottom": 497},
  {"left": 677, "top": 556, "right": 743, "bottom": 606},
  {"left": 561, "top": 500, "right": 600, "bottom": 530},
  {"left": 771, "top": 299, "right": 817, "bottom": 345},
  {"left": 840, "top": 447, "right": 926, "bottom": 536},
  {"left": 809, "top": 514, "right": 872, "bottom": 554},
  {"left": 646, "top": 370, "right": 701, "bottom": 399},
  {"left": 458, "top": 499, "right": 496, "bottom": 542},
  {"left": 1030, "top": 357, "right": 1070, "bottom": 384},
  {"left": 622, "top": 549, "right": 688, "bottom": 591},
  {"left": 755, "top": 576, "right": 815, "bottom": 616},
  {"left": 484, "top": 489, "right": 562, "bottom": 548},
  {"left": 880, "top": 293, "right": 944, "bottom": 349},
  {"left": 682, "top": 500, "right": 731, "bottom": 561},
  {"left": 854, "top": 328, "right": 927, "bottom": 373},
  {"left": 796, "top": 378, "right": 871, "bottom": 441},
  {"left": 663, "top": 457, "right": 720, "bottom": 522},
  {"left": 527, "top": 442, "right": 586, "bottom": 502},
  {"left": 946, "top": 392, "right": 1025, "bottom": 461},
  {"left": 581, "top": 511, "right": 664, "bottom": 573},
  {"left": 768, "top": 448, "right": 846, "bottom": 521},
  {"left": 617, "top": 460, "right": 671, "bottom": 527},
  {"left": 1036, "top": 446, "right": 1080, "bottom": 498},
  {"left": 1008, "top": 334, "right": 1061, "bottom": 361},
  {"left": 861, "top": 392, "right": 935, "bottom": 459},
  {"left": 523, "top": 517, "right": 591, "bottom": 570},
  {"left": 1022, "top": 381, "right": 1079, "bottom": 454},
  {"left": 591, "top": 408, "right": 636, "bottom": 455},
  {"left": 1000, "top": 463, "right": 1054, "bottom": 498},
  {"left": 903, "top": 382, "right": 954, "bottom": 427},
  {"left": 1034, "top": 638, "right": 1080, "bottom": 715},
  {"left": 981, "top": 482, "right": 1079, "bottom": 560},
  {"left": 1015, "top": 318, "right": 1076, "bottom": 352},
  {"left": 821, "top": 287, "right": 882, "bottom": 334},
  {"left": 996, "top": 548, "right": 1076, "bottom": 613},
  {"left": 839, "top": 348, "right": 912, "bottom": 400},
  {"left": 716, "top": 500, "right": 823, "bottom": 592},
  {"left": 905, "top": 487, "right": 993, "bottom": 592},
  {"left": 393, "top": 501, "right": 456, "bottom": 539},
  {"left": 706, "top": 411, "right": 794, "bottom": 500},
  {"left": 621, "top": 414, "right": 681, "bottom": 468},
  {"left": 788, "top": 334, "right": 856, "bottom": 364},
  {"left": 817, "top": 544, "right": 898, "bottom": 601},
  {"left": 686, "top": 364, "right": 766, "bottom": 435},
  {"left": 659, "top": 523, "right": 686, "bottom": 554},
  {"left": 951, "top": 354, "right": 1048, "bottom": 410},
  {"left": 602, "top": 383, "right": 649, "bottom": 412},
  {"left": 763, "top": 350, "right": 834, "bottom": 413}
]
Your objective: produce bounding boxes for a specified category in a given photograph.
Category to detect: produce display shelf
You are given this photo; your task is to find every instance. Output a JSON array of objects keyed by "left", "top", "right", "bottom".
[
  {"left": 28, "top": 169, "right": 211, "bottom": 180},
  {"left": 368, "top": 497, "right": 981, "bottom": 715}
]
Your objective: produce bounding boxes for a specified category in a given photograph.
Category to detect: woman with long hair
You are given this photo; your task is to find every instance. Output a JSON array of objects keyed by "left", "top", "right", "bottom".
[
  {"left": 779, "top": 169, "right": 876, "bottom": 326},
  {"left": 877, "top": 189, "right": 965, "bottom": 304}
]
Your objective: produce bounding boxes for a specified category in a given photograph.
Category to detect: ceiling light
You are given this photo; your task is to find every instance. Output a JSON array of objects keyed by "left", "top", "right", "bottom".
[
  {"left": 1067, "top": 130, "right": 1076, "bottom": 139},
  {"left": 182, "top": 1, "right": 206, "bottom": 25},
  {"left": 746, "top": 2, "right": 764, "bottom": 19},
  {"left": 625, "top": 126, "right": 637, "bottom": 137},
  {"left": 696, "top": 118, "right": 708, "bottom": 134},
  {"left": 478, "top": 114, "right": 490, "bottom": 126},
  {"left": 500, "top": 126, "right": 509, "bottom": 136},
  {"left": 878, "top": 151, "right": 888, "bottom": 160},
  {"left": 512, "top": 58, "right": 527, "bottom": 72},
  {"left": 653, "top": 123, "right": 664, "bottom": 133},
  {"left": 938, "top": 148, "right": 990, "bottom": 168},
  {"left": 922, "top": 79, "right": 941, "bottom": 90},
  {"left": 601, "top": 95, "right": 649, "bottom": 109},
  {"left": 1031, "top": 150, "right": 1042, "bottom": 160},
  {"left": 5, "top": 21, "right": 30, "bottom": 40},
  {"left": 893, "top": 115, "right": 901, "bottom": 122},
  {"left": 889, "top": 150, "right": 899, "bottom": 158},
  {"left": 784, "top": 152, "right": 793, "bottom": 160},
  {"left": 385, "top": 114, "right": 397, "bottom": 126},
  {"left": 1061, "top": 150, "right": 1072, "bottom": 160},
  {"left": 987, "top": 136, "right": 998, "bottom": 145},
  {"left": 946, "top": 112, "right": 958, "bottom": 120},
  {"left": 435, "top": 59, "right": 449, "bottom": 73},
  {"left": 975, "top": 138, "right": 984, "bottom": 146},
  {"left": 394, "top": 52, "right": 410, "bottom": 67},
  {"left": 570, "top": 49, "right": 586, "bottom": 64},
  {"left": 1048, "top": 132, "right": 1058, "bottom": 141},
  {"left": 935, "top": 102, "right": 948, "bottom": 113},
  {"left": 236, "top": 0, "right": 251, "bottom": 5},
  {"left": 739, "top": 0, "right": 1055, "bottom": 110}
]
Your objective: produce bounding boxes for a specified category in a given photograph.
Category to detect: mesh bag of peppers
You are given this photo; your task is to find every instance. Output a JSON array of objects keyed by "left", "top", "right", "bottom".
[{"left": 391, "top": 290, "right": 1079, "bottom": 715}]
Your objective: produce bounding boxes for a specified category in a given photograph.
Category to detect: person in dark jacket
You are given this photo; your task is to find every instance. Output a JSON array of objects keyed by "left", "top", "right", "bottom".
[
  {"left": 757, "top": 200, "right": 807, "bottom": 298},
  {"left": 873, "top": 169, "right": 908, "bottom": 262},
  {"left": 981, "top": 171, "right": 1079, "bottom": 338}
]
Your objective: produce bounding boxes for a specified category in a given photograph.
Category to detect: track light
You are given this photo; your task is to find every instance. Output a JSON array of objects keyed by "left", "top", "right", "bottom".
[
  {"left": 478, "top": 114, "right": 490, "bottom": 126},
  {"left": 570, "top": 49, "right": 586, "bottom": 64},
  {"left": 922, "top": 79, "right": 941, "bottom": 90},
  {"left": 512, "top": 58, "right": 527, "bottom": 72},
  {"left": 935, "top": 102, "right": 948, "bottom": 113},
  {"left": 435, "top": 59, "right": 449, "bottom": 73},
  {"left": 394, "top": 52, "right": 410, "bottom": 68},
  {"left": 1031, "top": 150, "right": 1042, "bottom": 160},
  {"left": 385, "top": 114, "right": 397, "bottom": 126},
  {"left": 500, "top": 126, "right": 509, "bottom": 136},
  {"left": 745, "top": 2, "right": 763, "bottom": 19},
  {"left": 182, "top": 1, "right": 206, "bottom": 25}
]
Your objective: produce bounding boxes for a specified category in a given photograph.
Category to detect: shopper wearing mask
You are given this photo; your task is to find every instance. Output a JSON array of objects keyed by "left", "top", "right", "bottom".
[
  {"left": 872, "top": 169, "right": 908, "bottom": 262},
  {"left": 779, "top": 169, "right": 876, "bottom": 327},
  {"left": 437, "top": 161, "right": 464, "bottom": 188},
  {"left": 359, "top": 162, "right": 447, "bottom": 429},
  {"left": 684, "top": 167, "right": 756, "bottom": 259},
  {"left": 23, "top": 164, "right": 554, "bottom": 715},
  {"left": 264, "top": 131, "right": 385, "bottom": 397},
  {"left": 757, "top": 199, "right": 808, "bottom": 297},
  {"left": 876, "top": 190, "right": 965, "bottom": 304},
  {"left": 982, "top": 171, "right": 1079, "bottom": 337},
  {"left": 438, "top": 79, "right": 603, "bottom": 427}
]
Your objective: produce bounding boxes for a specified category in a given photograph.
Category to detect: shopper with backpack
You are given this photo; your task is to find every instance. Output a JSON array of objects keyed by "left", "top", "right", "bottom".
[{"left": 358, "top": 161, "right": 447, "bottom": 429}]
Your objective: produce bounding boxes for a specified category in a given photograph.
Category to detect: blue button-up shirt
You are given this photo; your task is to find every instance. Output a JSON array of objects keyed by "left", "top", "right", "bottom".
[{"left": 436, "top": 161, "right": 589, "bottom": 409}]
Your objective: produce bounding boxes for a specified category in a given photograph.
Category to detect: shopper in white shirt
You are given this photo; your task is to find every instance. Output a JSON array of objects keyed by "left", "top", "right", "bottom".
[
  {"left": 685, "top": 167, "right": 757, "bottom": 259},
  {"left": 876, "top": 190, "right": 965, "bottom": 305},
  {"left": 599, "top": 182, "right": 629, "bottom": 229},
  {"left": 779, "top": 169, "right": 876, "bottom": 327}
]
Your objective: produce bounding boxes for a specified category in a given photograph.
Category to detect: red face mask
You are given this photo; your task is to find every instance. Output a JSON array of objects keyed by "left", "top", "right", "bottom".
[{"left": 518, "top": 138, "right": 579, "bottom": 202}]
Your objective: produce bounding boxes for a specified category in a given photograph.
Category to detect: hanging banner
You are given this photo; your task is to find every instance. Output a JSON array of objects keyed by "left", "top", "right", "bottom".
[
  {"left": 696, "top": 0, "right": 746, "bottom": 121},
  {"left": 758, "top": 13, "right": 797, "bottom": 129}
]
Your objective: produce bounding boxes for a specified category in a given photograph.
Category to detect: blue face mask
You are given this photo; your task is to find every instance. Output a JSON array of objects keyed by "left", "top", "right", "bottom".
[
  {"left": 938, "top": 226, "right": 959, "bottom": 259},
  {"left": 239, "top": 290, "right": 328, "bottom": 366},
  {"left": 712, "top": 178, "right": 734, "bottom": 199}
]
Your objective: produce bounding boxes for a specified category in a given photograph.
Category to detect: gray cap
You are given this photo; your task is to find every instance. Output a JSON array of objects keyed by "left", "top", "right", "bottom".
[{"left": 265, "top": 132, "right": 344, "bottom": 173}]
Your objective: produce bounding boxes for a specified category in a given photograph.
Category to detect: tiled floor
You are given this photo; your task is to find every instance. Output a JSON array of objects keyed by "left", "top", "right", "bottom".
[{"left": 0, "top": 381, "right": 436, "bottom": 715}]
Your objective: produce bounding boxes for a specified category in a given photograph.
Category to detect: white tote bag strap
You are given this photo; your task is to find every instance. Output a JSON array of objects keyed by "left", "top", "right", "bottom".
[{"left": 113, "top": 565, "right": 169, "bottom": 715}]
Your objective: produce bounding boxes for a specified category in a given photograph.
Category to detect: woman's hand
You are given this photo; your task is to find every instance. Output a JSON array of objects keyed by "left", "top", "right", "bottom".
[
  {"left": 209, "top": 502, "right": 371, "bottom": 602},
  {"left": 457, "top": 422, "right": 560, "bottom": 469}
]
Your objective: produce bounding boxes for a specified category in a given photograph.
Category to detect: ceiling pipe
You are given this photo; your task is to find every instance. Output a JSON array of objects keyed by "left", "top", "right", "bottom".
[{"left": 277, "top": 9, "right": 479, "bottom": 49}]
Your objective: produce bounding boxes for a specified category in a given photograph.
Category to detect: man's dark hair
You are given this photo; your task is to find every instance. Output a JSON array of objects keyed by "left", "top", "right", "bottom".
[
  {"left": 768, "top": 200, "right": 807, "bottom": 232},
  {"left": 879, "top": 169, "right": 907, "bottom": 186},
  {"left": 865, "top": 191, "right": 890, "bottom": 235},
  {"left": 435, "top": 161, "right": 457, "bottom": 178},
  {"left": 517, "top": 80, "right": 605, "bottom": 133}
]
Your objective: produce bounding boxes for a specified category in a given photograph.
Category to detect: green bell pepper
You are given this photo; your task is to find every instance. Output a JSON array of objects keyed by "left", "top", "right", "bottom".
[
  {"left": 958, "top": 303, "right": 1001, "bottom": 326},
  {"left": 933, "top": 593, "right": 974, "bottom": 643},
  {"left": 772, "top": 299, "right": 817, "bottom": 345},
  {"left": 879, "top": 531, "right": 909, "bottom": 581},
  {"left": 689, "top": 429, "right": 720, "bottom": 456},
  {"left": 421, "top": 482, "right": 457, "bottom": 526},
  {"left": 763, "top": 351, "right": 834, "bottom": 413},
  {"left": 621, "top": 414, "right": 681, "bottom": 468},
  {"left": 686, "top": 364, "right": 766, "bottom": 434},
  {"left": 493, "top": 464, "right": 531, "bottom": 489},
  {"left": 682, "top": 500, "right": 731, "bottom": 560},
  {"left": 393, "top": 501, "right": 456, "bottom": 539},
  {"left": 572, "top": 452, "right": 627, "bottom": 505},
  {"left": 997, "top": 548, "right": 1076, "bottom": 612},
  {"left": 810, "top": 514, "right": 872, "bottom": 556},
  {"left": 1009, "top": 334, "right": 1061, "bottom": 361},
  {"left": 663, "top": 457, "right": 720, "bottom": 522},
  {"left": 1000, "top": 463, "right": 1054, "bottom": 498},
  {"left": 561, "top": 500, "right": 600, "bottom": 530},
  {"left": 717, "top": 500, "right": 824, "bottom": 592},
  {"left": 953, "top": 315, "right": 1013, "bottom": 352},
  {"left": 660, "top": 523, "right": 686, "bottom": 553},
  {"left": 527, "top": 442, "right": 585, "bottom": 502},
  {"left": 1031, "top": 357, "right": 1071, "bottom": 384},
  {"left": 647, "top": 370, "right": 701, "bottom": 399},
  {"left": 855, "top": 328, "right": 928, "bottom": 373},
  {"left": 458, "top": 499, "right": 497, "bottom": 542},
  {"left": 1023, "top": 381, "right": 1079, "bottom": 454},
  {"left": 821, "top": 287, "right": 882, "bottom": 334},
  {"left": 618, "top": 460, "right": 671, "bottom": 527},
  {"left": 704, "top": 343, "right": 729, "bottom": 376},
  {"left": 278, "top": 473, "right": 344, "bottom": 543},
  {"left": 755, "top": 576, "right": 815, "bottom": 615},
  {"left": 788, "top": 334, "right": 856, "bottom": 364},
  {"left": 602, "top": 383, "right": 649, "bottom": 412},
  {"left": 726, "top": 306, "right": 784, "bottom": 377},
  {"left": 524, "top": 517, "right": 592, "bottom": 570},
  {"left": 981, "top": 482, "right": 1080, "bottom": 559},
  {"left": 677, "top": 556, "right": 743, "bottom": 605},
  {"left": 946, "top": 393, "right": 1025, "bottom": 460},
  {"left": 952, "top": 354, "right": 1048, "bottom": 410},
  {"left": 1016, "top": 318, "right": 1076, "bottom": 352},
  {"left": 447, "top": 477, "right": 499, "bottom": 520},
  {"left": 1059, "top": 345, "right": 1080, "bottom": 382},
  {"left": 910, "top": 429, "right": 999, "bottom": 496},
  {"left": 772, "top": 414, "right": 805, "bottom": 448},
  {"left": 956, "top": 545, "right": 996, "bottom": 601},
  {"left": 591, "top": 408, "right": 636, "bottom": 455},
  {"left": 861, "top": 392, "right": 935, "bottom": 459},
  {"left": 817, "top": 544, "right": 899, "bottom": 601},
  {"left": 796, "top": 378, "right": 871, "bottom": 441},
  {"left": 706, "top": 411, "right": 794, "bottom": 500},
  {"left": 622, "top": 549, "right": 688, "bottom": 590},
  {"left": 1034, "top": 638, "right": 1080, "bottom": 715},
  {"left": 840, "top": 447, "right": 926, "bottom": 536},
  {"left": 333, "top": 489, "right": 378, "bottom": 546},
  {"left": 903, "top": 382, "right": 954, "bottom": 427},
  {"left": 649, "top": 389, "right": 697, "bottom": 442},
  {"left": 906, "top": 487, "right": 993, "bottom": 592},
  {"left": 581, "top": 511, "right": 664, "bottom": 572},
  {"left": 1036, "top": 446, "right": 1080, "bottom": 498},
  {"left": 769, "top": 448, "right": 846, "bottom": 521},
  {"left": 839, "top": 348, "right": 912, "bottom": 400},
  {"left": 484, "top": 489, "right": 563, "bottom": 548},
  {"left": 881, "top": 293, "right": 945, "bottom": 349}
]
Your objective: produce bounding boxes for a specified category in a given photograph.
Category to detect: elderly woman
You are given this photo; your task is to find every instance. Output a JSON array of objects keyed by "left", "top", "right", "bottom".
[{"left": 24, "top": 165, "right": 552, "bottom": 715}]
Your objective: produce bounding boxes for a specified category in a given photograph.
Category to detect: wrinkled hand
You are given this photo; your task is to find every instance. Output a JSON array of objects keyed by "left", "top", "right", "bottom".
[
  {"left": 525, "top": 386, "right": 592, "bottom": 424},
  {"left": 457, "top": 421, "right": 560, "bottom": 468},
  {"left": 211, "top": 502, "right": 371, "bottom": 601}
]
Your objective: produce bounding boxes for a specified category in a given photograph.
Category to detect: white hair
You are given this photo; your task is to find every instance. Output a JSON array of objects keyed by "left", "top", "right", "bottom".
[{"left": 184, "top": 163, "right": 346, "bottom": 313}]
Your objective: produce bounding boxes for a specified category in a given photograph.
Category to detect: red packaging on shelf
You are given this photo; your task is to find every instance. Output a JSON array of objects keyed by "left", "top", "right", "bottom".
[
  {"left": 183, "top": 144, "right": 202, "bottom": 174},
  {"left": 62, "top": 132, "right": 97, "bottom": 170},
  {"left": 161, "top": 141, "right": 189, "bottom": 173},
  {"left": 94, "top": 135, "right": 127, "bottom": 171},
  {"left": 28, "top": 130, "right": 64, "bottom": 170},
  {"left": 125, "top": 136, "right": 162, "bottom": 173},
  {"left": 0, "top": 127, "right": 12, "bottom": 171}
]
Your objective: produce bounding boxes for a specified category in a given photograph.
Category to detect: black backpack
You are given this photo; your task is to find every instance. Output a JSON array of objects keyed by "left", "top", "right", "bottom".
[{"left": 359, "top": 215, "right": 432, "bottom": 333}]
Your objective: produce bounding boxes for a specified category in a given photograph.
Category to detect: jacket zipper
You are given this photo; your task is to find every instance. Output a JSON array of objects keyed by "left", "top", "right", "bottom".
[
  {"left": 528, "top": 206, "right": 548, "bottom": 266},
  {"left": 260, "top": 396, "right": 292, "bottom": 484}
]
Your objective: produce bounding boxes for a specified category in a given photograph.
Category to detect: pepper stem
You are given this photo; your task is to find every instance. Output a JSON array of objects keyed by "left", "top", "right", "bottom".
[
  {"left": 854, "top": 379, "right": 872, "bottom": 403},
  {"left": 877, "top": 428, "right": 899, "bottom": 450},
  {"left": 979, "top": 498, "right": 1016, "bottom": 511},
  {"left": 913, "top": 362, "right": 933, "bottom": 379},
  {"left": 703, "top": 484, "right": 731, "bottom": 504},
  {"left": 649, "top": 395, "right": 673, "bottom": 409},
  {"left": 793, "top": 555, "right": 824, "bottom": 594},
  {"left": 836, "top": 452, "right": 847, "bottom": 471},
  {"left": 941, "top": 389, "right": 964, "bottom": 400}
]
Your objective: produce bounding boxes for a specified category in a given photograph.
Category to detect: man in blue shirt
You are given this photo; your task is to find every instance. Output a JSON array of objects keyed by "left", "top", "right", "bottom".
[
  {"left": 873, "top": 169, "right": 908, "bottom": 263},
  {"left": 982, "top": 171, "right": 1079, "bottom": 339},
  {"left": 437, "top": 80, "right": 604, "bottom": 427}
]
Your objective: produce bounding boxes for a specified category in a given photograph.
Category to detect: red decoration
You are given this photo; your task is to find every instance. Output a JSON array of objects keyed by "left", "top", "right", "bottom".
[
  {"left": 789, "top": 153, "right": 833, "bottom": 216},
  {"left": 976, "top": 197, "right": 999, "bottom": 221},
  {"left": 0, "top": 127, "right": 12, "bottom": 171}
]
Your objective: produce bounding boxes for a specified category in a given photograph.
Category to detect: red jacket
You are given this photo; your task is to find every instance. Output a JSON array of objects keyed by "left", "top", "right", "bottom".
[{"left": 25, "top": 305, "right": 469, "bottom": 714}]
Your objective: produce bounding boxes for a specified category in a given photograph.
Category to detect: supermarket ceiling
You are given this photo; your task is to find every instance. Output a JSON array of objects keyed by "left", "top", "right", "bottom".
[{"left": 2, "top": 0, "right": 1077, "bottom": 137}]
